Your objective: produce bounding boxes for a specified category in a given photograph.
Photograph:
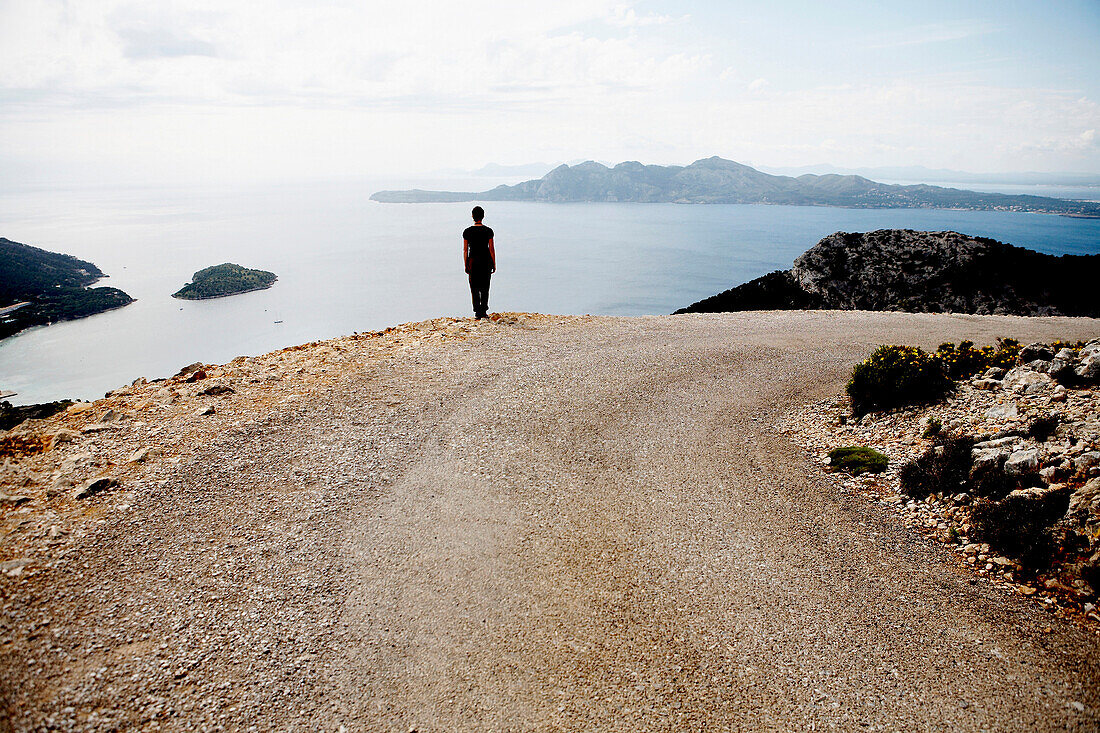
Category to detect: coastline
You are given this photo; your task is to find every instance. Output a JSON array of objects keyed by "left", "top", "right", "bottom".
[
  {"left": 170, "top": 279, "right": 277, "bottom": 301},
  {"left": 0, "top": 277, "right": 135, "bottom": 343}
]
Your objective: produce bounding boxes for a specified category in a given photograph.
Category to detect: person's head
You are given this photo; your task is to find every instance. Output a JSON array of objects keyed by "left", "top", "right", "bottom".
[{"left": 472, "top": 205, "right": 484, "bottom": 223}]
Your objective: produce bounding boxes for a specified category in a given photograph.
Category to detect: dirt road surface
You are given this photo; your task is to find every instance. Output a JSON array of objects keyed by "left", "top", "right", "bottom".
[{"left": 3, "top": 311, "right": 1100, "bottom": 731}]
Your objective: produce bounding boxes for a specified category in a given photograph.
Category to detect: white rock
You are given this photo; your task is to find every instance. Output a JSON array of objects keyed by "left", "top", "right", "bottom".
[
  {"left": 1076, "top": 452, "right": 1100, "bottom": 471},
  {"left": 1069, "top": 478, "right": 1100, "bottom": 515},
  {"left": 1005, "top": 448, "right": 1039, "bottom": 475},
  {"left": 985, "top": 403, "right": 1019, "bottom": 420},
  {"left": 51, "top": 428, "right": 80, "bottom": 445},
  {"left": 972, "top": 448, "right": 1009, "bottom": 472},
  {"left": 1002, "top": 367, "right": 1051, "bottom": 394},
  {"left": 128, "top": 446, "right": 152, "bottom": 463},
  {"left": 0, "top": 559, "right": 33, "bottom": 577},
  {"left": 973, "top": 436, "right": 1021, "bottom": 450}
]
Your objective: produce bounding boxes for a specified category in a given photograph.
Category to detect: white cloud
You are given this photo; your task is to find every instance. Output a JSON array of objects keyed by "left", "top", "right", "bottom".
[
  {"left": 0, "top": 1, "right": 1096, "bottom": 182},
  {"left": 607, "top": 4, "right": 680, "bottom": 27},
  {"left": 868, "top": 20, "right": 1000, "bottom": 49},
  {"left": 0, "top": 0, "right": 706, "bottom": 110},
  {"left": 695, "top": 79, "right": 1100, "bottom": 172},
  {"left": 0, "top": 1, "right": 717, "bottom": 181}
]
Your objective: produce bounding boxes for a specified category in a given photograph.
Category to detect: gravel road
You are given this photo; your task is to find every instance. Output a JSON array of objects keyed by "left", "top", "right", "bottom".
[{"left": 3, "top": 311, "right": 1100, "bottom": 731}]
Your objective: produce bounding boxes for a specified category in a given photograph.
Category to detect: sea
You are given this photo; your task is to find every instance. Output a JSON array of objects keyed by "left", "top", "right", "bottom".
[{"left": 2, "top": 177, "right": 1099, "bottom": 405}]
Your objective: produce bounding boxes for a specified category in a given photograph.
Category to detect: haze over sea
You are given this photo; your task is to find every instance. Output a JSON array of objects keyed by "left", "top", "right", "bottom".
[{"left": 2, "top": 177, "right": 1099, "bottom": 405}]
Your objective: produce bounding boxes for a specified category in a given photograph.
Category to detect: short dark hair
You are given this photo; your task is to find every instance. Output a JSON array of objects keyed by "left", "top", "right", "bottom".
[{"left": 472, "top": 206, "right": 484, "bottom": 222}]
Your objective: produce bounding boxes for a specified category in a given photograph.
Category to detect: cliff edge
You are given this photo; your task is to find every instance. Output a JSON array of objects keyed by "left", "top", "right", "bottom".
[{"left": 677, "top": 229, "right": 1100, "bottom": 317}]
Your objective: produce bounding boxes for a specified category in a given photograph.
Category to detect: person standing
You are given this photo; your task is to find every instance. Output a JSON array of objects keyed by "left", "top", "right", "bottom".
[{"left": 463, "top": 206, "right": 496, "bottom": 319}]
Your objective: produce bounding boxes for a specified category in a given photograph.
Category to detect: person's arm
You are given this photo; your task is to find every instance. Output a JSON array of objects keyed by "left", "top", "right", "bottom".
[
  {"left": 488, "top": 238, "right": 496, "bottom": 273},
  {"left": 463, "top": 239, "right": 470, "bottom": 274}
]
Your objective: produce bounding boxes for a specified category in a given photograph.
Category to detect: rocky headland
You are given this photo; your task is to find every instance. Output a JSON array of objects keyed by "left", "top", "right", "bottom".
[
  {"left": 371, "top": 157, "right": 1100, "bottom": 216},
  {"left": 678, "top": 229, "right": 1100, "bottom": 317}
]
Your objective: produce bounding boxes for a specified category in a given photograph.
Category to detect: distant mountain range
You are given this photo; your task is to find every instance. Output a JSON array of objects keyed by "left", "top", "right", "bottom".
[
  {"left": 370, "top": 157, "right": 1100, "bottom": 216},
  {"left": 757, "top": 164, "right": 1100, "bottom": 187},
  {"left": 469, "top": 162, "right": 558, "bottom": 178}
]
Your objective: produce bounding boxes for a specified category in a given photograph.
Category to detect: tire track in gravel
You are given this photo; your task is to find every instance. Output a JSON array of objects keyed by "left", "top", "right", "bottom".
[
  {"left": 321, "top": 313, "right": 1100, "bottom": 732},
  {"left": 3, "top": 311, "right": 1100, "bottom": 731}
]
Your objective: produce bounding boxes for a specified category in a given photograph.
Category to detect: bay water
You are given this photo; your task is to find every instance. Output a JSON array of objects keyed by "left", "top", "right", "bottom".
[{"left": 2, "top": 179, "right": 1098, "bottom": 405}]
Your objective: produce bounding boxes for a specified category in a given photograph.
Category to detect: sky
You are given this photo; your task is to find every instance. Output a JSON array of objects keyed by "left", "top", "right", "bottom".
[{"left": 1, "top": 0, "right": 1098, "bottom": 186}]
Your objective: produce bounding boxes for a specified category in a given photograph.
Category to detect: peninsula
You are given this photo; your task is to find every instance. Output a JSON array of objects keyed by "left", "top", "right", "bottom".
[
  {"left": 172, "top": 263, "right": 277, "bottom": 300},
  {"left": 676, "top": 229, "right": 1100, "bottom": 317},
  {"left": 370, "top": 156, "right": 1100, "bottom": 217},
  {"left": 0, "top": 237, "right": 133, "bottom": 341}
]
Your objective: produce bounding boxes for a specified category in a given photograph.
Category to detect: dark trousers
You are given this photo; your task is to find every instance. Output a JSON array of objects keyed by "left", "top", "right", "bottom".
[{"left": 469, "top": 270, "right": 491, "bottom": 316}]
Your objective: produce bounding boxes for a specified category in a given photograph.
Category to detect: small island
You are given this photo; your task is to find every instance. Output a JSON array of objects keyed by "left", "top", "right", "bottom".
[
  {"left": 172, "top": 263, "right": 277, "bottom": 300},
  {"left": 0, "top": 237, "right": 134, "bottom": 340}
]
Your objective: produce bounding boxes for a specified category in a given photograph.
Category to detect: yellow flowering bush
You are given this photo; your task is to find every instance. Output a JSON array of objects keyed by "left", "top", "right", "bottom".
[
  {"left": 1049, "top": 339, "right": 1086, "bottom": 353},
  {"left": 933, "top": 338, "right": 1020, "bottom": 379},
  {"left": 847, "top": 345, "right": 952, "bottom": 416}
]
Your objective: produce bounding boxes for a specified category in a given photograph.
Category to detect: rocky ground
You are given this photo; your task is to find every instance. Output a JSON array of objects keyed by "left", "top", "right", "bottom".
[
  {"left": 0, "top": 313, "right": 563, "bottom": 585},
  {"left": 780, "top": 343, "right": 1100, "bottom": 633},
  {"left": 2, "top": 311, "right": 1100, "bottom": 731}
]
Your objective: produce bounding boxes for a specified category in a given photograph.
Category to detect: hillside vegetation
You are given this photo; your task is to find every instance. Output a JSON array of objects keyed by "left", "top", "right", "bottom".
[{"left": 0, "top": 237, "right": 133, "bottom": 340}]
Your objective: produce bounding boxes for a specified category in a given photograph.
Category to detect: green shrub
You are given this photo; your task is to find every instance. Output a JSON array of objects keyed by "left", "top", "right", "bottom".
[
  {"left": 968, "top": 464, "right": 1018, "bottom": 500},
  {"left": 898, "top": 435, "right": 974, "bottom": 498},
  {"left": 847, "top": 345, "right": 953, "bottom": 416},
  {"left": 1028, "top": 413, "right": 1060, "bottom": 443},
  {"left": 922, "top": 418, "right": 943, "bottom": 438},
  {"left": 970, "top": 486, "right": 1071, "bottom": 564},
  {"left": 828, "top": 446, "right": 888, "bottom": 474}
]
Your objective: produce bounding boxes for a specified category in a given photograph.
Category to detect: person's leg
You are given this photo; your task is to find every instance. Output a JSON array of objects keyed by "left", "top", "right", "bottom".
[
  {"left": 480, "top": 272, "right": 491, "bottom": 315},
  {"left": 469, "top": 274, "right": 480, "bottom": 316},
  {"left": 470, "top": 271, "right": 490, "bottom": 317}
]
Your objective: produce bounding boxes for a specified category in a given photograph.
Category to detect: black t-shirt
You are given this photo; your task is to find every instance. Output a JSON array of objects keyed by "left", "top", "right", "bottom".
[{"left": 464, "top": 225, "right": 494, "bottom": 271}]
